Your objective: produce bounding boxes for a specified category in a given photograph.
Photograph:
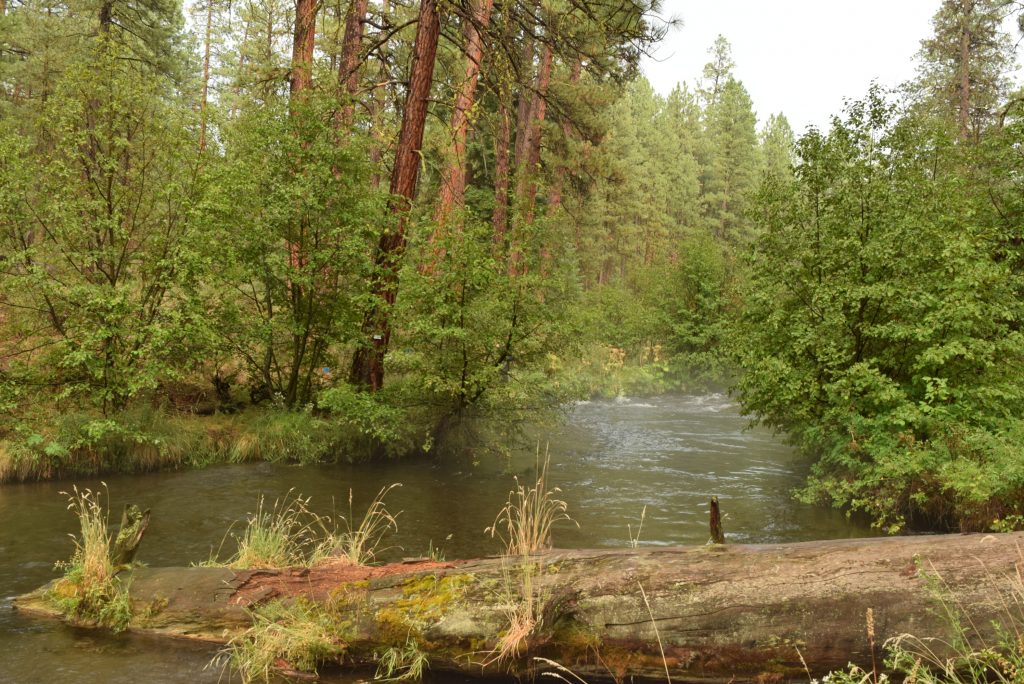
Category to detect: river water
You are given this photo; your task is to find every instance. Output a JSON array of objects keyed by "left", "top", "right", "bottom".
[{"left": 0, "top": 394, "right": 872, "bottom": 683}]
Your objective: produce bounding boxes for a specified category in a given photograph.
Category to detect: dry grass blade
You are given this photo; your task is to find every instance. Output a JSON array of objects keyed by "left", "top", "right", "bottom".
[
  {"left": 333, "top": 483, "right": 401, "bottom": 565},
  {"left": 535, "top": 656, "right": 592, "bottom": 684},
  {"left": 637, "top": 581, "right": 672, "bottom": 684},
  {"left": 61, "top": 483, "right": 115, "bottom": 588},
  {"left": 486, "top": 449, "right": 575, "bottom": 557},
  {"left": 629, "top": 505, "right": 647, "bottom": 549}
]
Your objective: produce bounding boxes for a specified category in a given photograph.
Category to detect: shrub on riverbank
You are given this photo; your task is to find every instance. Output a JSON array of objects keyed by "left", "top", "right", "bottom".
[{"left": 731, "top": 92, "right": 1024, "bottom": 533}]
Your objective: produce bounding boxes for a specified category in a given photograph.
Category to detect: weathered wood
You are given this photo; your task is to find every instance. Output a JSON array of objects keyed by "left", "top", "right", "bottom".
[
  {"left": 16, "top": 534, "right": 1024, "bottom": 682},
  {"left": 708, "top": 496, "right": 724, "bottom": 545},
  {"left": 110, "top": 503, "right": 150, "bottom": 566}
]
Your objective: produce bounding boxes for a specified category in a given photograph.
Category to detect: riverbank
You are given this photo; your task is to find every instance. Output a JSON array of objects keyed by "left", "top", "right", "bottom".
[
  {"left": 0, "top": 353, "right": 725, "bottom": 484},
  {"left": 0, "top": 407, "right": 389, "bottom": 484}
]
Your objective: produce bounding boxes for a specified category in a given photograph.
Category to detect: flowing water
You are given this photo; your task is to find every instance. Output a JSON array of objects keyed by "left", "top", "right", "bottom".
[{"left": 0, "top": 394, "right": 873, "bottom": 682}]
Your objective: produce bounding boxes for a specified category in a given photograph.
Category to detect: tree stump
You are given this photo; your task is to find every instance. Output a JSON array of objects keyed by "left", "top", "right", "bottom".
[{"left": 110, "top": 504, "right": 150, "bottom": 567}]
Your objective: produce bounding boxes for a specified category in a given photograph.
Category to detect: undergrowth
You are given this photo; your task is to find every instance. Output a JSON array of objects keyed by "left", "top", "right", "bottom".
[{"left": 824, "top": 554, "right": 1024, "bottom": 684}]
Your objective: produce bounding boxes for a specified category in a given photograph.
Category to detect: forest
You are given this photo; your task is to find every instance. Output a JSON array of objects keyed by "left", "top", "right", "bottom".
[{"left": 1, "top": 0, "right": 1023, "bottom": 536}]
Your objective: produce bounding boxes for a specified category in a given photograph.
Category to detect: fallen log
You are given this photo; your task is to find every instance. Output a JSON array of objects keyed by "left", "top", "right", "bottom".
[{"left": 15, "top": 533, "right": 1024, "bottom": 682}]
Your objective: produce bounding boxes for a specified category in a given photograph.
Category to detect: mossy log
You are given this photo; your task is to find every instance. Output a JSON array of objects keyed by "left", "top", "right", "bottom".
[{"left": 15, "top": 533, "right": 1024, "bottom": 682}]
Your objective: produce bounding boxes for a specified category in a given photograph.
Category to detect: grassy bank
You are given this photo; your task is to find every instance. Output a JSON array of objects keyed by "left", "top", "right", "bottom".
[{"left": 0, "top": 406, "right": 421, "bottom": 484}]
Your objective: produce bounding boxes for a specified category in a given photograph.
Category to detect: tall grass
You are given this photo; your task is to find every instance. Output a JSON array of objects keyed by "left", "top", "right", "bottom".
[
  {"left": 485, "top": 451, "right": 575, "bottom": 665},
  {"left": 332, "top": 483, "right": 402, "bottom": 565},
  {"left": 63, "top": 484, "right": 115, "bottom": 587},
  {"left": 210, "top": 484, "right": 403, "bottom": 570},
  {"left": 223, "top": 490, "right": 332, "bottom": 569},
  {"left": 879, "top": 555, "right": 1024, "bottom": 684},
  {"left": 48, "top": 484, "right": 132, "bottom": 631},
  {"left": 487, "top": 451, "right": 573, "bottom": 556},
  {"left": 0, "top": 407, "right": 357, "bottom": 483},
  {"left": 821, "top": 553, "right": 1024, "bottom": 684}
]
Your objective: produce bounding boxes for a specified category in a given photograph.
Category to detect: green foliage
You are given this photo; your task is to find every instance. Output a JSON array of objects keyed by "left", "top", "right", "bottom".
[
  {"left": 389, "top": 218, "right": 583, "bottom": 441},
  {"left": 732, "top": 87, "right": 1024, "bottom": 531},
  {"left": 200, "top": 94, "right": 382, "bottom": 409},
  {"left": 0, "top": 41, "right": 208, "bottom": 413}
]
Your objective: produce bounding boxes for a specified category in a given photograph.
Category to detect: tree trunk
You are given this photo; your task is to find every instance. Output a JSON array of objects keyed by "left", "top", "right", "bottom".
[
  {"left": 492, "top": 91, "right": 512, "bottom": 243},
  {"left": 432, "top": 0, "right": 495, "bottom": 229},
  {"left": 337, "top": 0, "right": 370, "bottom": 126},
  {"left": 547, "top": 59, "right": 582, "bottom": 211},
  {"left": 958, "top": 0, "right": 973, "bottom": 141},
  {"left": 290, "top": 0, "right": 317, "bottom": 99},
  {"left": 517, "top": 42, "right": 553, "bottom": 223},
  {"left": 508, "top": 42, "right": 552, "bottom": 275},
  {"left": 17, "top": 534, "right": 1024, "bottom": 681},
  {"left": 350, "top": 0, "right": 441, "bottom": 390},
  {"left": 199, "top": 0, "right": 214, "bottom": 153}
]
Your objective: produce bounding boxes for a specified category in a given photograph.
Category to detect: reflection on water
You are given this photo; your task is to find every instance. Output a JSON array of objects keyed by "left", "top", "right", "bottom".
[{"left": 0, "top": 394, "right": 873, "bottom": 683}]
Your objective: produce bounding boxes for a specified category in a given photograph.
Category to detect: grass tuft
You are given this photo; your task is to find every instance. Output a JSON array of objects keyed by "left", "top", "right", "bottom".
[
  {"left": 485, "top": 450, "right": 575, "bottom": 666},
  {"left": 332, "top": 483, "right": 402, "bottom": 565},
  {"left": 222, "top": 599, "right": 350, "bottom": 682},
  {"left": 375, "top": 637, "right": 430, "bottom": 681},
  {"left": 487, "top": 449, "right": 573, "bottom": 556},
  {"left": 216, "top": 489, "right": 332, "bottom": 569},
  {"left": 47, "top": 484, "right": 133, "bottom": 631}
]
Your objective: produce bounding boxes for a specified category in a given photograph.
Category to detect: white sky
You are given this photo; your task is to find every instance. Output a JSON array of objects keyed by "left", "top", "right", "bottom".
[{"left": 640, "top": 1, "right": 944, "bottom": 133}]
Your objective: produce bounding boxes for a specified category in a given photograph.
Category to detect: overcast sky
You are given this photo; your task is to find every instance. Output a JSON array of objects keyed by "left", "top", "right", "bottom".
[{"left": 640, "top": 1, "right": 944, "bottom": 134}]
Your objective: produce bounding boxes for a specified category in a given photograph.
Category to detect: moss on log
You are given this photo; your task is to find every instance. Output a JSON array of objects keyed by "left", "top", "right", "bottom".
[{"left": 16, "top": 533, "right": 1024, "bottom": 681}]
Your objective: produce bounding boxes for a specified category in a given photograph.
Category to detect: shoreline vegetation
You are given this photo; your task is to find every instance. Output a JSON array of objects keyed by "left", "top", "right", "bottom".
[
  {"left": 2, "top": 0, "right": 1024, "bottom": 541},
  {"left": 0, "top": 353, "right": 716, "bottom": 485}
]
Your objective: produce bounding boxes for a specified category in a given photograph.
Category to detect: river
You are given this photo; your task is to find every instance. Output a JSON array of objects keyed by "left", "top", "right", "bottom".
[{"left": 0, "top": 394, "right": 872, "bottom": 682}]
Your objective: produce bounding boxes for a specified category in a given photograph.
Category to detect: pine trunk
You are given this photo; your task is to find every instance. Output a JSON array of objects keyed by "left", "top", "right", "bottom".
[
  {"left": 337, "top": 0, "right": 370, "bottom": 126},
  {"left": 199, "top": 0, "right": 214, "bottom": 153},
  {"left": 958, "top": 0, "right": 972, "bottom": 141},
  {"left": 432, "top": 0, "right": 495, "bottom": 229},
  {"left": 290, "top": 0, "right": 317, "bottom": 98},
  {"left": 517, "top": 42, "right": 553, "bottom": 221},
  {"left": 350, "top": 0, "right": 441, "bottom": 390},
  {"left": 547, "top": 59, "right": 582, "bottom": 210},
  {"left": 492, "top": 93, "right": 512, "bottom": 243}
]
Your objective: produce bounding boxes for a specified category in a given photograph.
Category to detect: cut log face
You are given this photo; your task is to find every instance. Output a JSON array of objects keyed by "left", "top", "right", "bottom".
[{"left": 16, "top": 534, "right": 1024, "bottom": 682}]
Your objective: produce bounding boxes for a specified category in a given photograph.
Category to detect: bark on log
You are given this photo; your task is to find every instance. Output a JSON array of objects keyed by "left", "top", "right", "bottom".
[{"left": 16, "top": 534, "right": 1024, "bottom": 682}]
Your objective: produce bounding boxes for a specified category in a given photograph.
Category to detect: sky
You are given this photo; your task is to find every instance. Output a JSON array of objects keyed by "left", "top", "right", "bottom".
[{"left": 640, "top": 1, "right": 942, "bottom": 134}]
